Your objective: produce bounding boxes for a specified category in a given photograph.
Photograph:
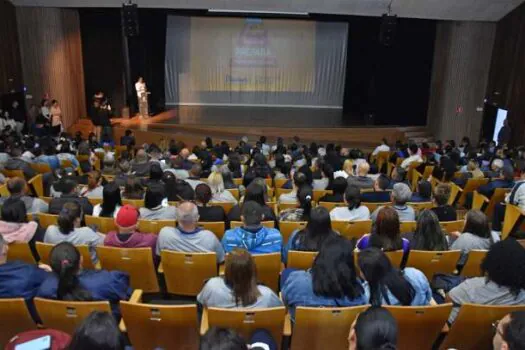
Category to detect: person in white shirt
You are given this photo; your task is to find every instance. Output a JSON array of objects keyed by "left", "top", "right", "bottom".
[
  {"left": 135, "top": 77, "right": 148, "bottom": 118},
  {"left": 330, "top": 184, "right": 370, "bottom": 222},
  {"left": 372, "top": 138, "right": 391, "bottom": 156},
  {"left": 401, "top": 143, "right": 423, "bottom": 170},
  {"left": 333, "top": 159, "right": 354, "bottom": 179},
  {"left": 208, "top": 171, "right": 237, "bottom": 203}
]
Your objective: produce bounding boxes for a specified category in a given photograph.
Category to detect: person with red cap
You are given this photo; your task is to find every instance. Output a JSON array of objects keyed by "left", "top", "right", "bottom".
[{"left": 104, "top": 204, "right": 157, "bottom": 256}]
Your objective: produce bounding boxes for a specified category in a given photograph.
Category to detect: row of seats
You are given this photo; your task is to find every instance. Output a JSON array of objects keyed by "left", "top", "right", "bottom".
[{"left": 3, "top": 293, "right": 525, "bottom": 350}]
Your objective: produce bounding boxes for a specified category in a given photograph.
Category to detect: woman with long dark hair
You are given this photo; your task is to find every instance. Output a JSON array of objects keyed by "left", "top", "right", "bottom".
[
  {"left": 358, "top": 248, "right": 431, "bottom": 306},
  {"left": 405, "top": 210, "right": 448, "bottom": 251},
  {"left": 69, "top": 311, "right": 123, "bottom": 350},
  {"left": 282, "top": 236, "right": 366, "bottom": 320},
  {"left": 357, "top": 207, "right": 409, "bottom": 254},
  {"left": 36, "top": 242, "right": 131, "bottom": 319},
  {"left": 195, "top": 183, "right": 227, "bottom": 222},
  {"left": 279, "top": 186, "right": 313, "bottom": 222},
  {"left": 283, "top": 206, "right": 338, "bottom": 264},
  {"left": 228, "top": 182, "right": 276, "bottom": 225},
  {"left": 348, "top": 307, "right": 398, "bottom": 350},
  {"left": 197, "top": 249, "right": 282, "bottom": 308},
  {"left": 330, "top": 184, "right": 370, "bottom": 221},
  {"left": 93, "top": 182, "right": 122, "bottom": 218}
]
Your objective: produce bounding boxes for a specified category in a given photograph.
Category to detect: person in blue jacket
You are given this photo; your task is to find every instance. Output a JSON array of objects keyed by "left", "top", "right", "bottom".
[
  {"left": 281, "top": 236, "right": 367, "bottom": 321},
  {"left": 36, "top": 242, "right": 131, "bottom": 320},
  {"left": 0, "top": 235, "right": 49, "bottom": 321},
  {"left": 222, "top": 201, "right": 283, "bottom": 254}
]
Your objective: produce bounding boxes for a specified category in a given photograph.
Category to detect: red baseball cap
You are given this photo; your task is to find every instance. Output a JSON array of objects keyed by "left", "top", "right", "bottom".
[{"left": 115, "top": 204, "right": 139, "bottom": 228}]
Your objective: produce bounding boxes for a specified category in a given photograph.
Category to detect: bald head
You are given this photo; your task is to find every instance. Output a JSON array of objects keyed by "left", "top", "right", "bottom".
[
  {"left": 176, "top": 201, "right": 199, "bottom": 227},
  {"left": 135, "top": 149, "right": 148, "bottom": 163}
]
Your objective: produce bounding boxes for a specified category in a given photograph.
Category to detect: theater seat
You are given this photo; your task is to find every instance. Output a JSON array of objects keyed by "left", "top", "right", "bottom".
[
  {"left": 459, "top": 250, "right": 487, "bottom": 277},
  {"left": 405, "top": 250, "right": 461, "bottom": 280},
  {"left": 138, "top": 219, "right": 176, "bottom": 234},
  {"left": 0, "top": 298, "right": 36, "bottom": 346},
  {"left": 287, "top": 251, "right": 317, "bottom": 270},
  {"left": 85, "top": 215, "right": 117, "bottom": 234},
  {"left": 7, "top": 242, "right": 36, "bottom": 264},
  {"left": 36, "top": 242, "right": 98, "bottom": 270}
]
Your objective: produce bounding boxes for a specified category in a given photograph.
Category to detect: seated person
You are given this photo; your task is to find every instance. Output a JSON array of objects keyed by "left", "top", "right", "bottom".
[
  {"left": 36, "top": 242, "right": 131, "bottom": 319},
  {"left": 371, "top": 183, "right": 416, "bottom": 222},
  {"left": 49, "top": 178, "right": 94, "bottom": 216},
  {"left": 184, "top": 163, "right": 205, "bottom": 190},
  {"left": 347, "top": 162, "right": 374, "bottom": 190},
  {"left": 163, "top": 171, "right": 195, "bottom": 201},
  {"left": 120, "top": 129, "right": 135, "bottom": 147},
  {"left": 228, "top": 182, "right": 276, "bottom": 226},
  {"left": 492, "top": 171, "right": 525, "bottom": 233},
  {"left": 330, "top": 185, "right": 370, "bottom": 221},
  {"left": 477, "top": 165, "right": 515, "bottom": 199},
  {"left": 492, "top": 311, "right": 525, "bottom": 350},
  {"left": 44, "top": 202, "right": 104, "bottom": 264},
  {"left": 387, "top": 166, "right": 409, "bottom": 189},
  {"left": 401, "top": 143, "right": 423, "bottom": 170},
  {"left": 92, "top": 182, "right": 122, "bottom": 218},
  {"left": 361, "top": 174, "right": 391, "bottom": 203},
  {"left": 207, "top": 171, "right": 237, "bottom": 203},
  {"left": 279, "top": 187, "right": 313, "bottom": 222},
  {"left": 122, "top": 176, "right": 145, "bottom": 200},
  {"left": 447, "top": 239, "right": 525, "bottom": 324},
  {"left": 449, "top": 209, "right": 499, "bottom": 266},
  {"left": 357, "top": 207, "right": 410, "bottom": 254},
  {"left": 222, "top": 201, "right": 282, "bottom": 254},
  {"left": 156, "top": 201, "right": 224, "bottom": 264},
  {"left": 348, "top": 307, "right": 398, "bottom": 350},
  {"left": 80, "top": 171, "right": 104, "bottom": 198},
  {"left": 333, "top": 159, "right": 354, "bottom": 179},
  {"left": 0, "top": 235, "right": 49, "bottom": 321},
  {"left": 68, "top": 311, "right": 122, "bottom": 350},
  {"left": 104, "top": 204, "right": 157, "bottom": 253},
  {"left": 318, "top": 177, "right": 347, "bottom": 203},
  {"left": 195, "top": 183, "right": 228, "bottom": 223},
  {"left": 139, "top": 183, "right": 177, "bottom": 220},
  {"left": 283, "top": 206, "right": 338, "bottom": 264},
  {"left": 403, "top": 210, "right": 448, "bottom": 251},
  {"left": 130, "top": 149, "right": 150, "bottom": 177},
  {"left": 483, "top": 158, "right": 504, "bottom": 179},
  {"left": 197, "top": 249, "right": 282, "bottom": 308},
  {"left": 0, "top": 177, "right": 48, "bottom": 214},
  {"left": 410, "top": 180, "right": 432, "bottom": 202},
  {"left": 358, "top": 248, "right": 432, "bottom": 306},
  {"left": 312, "top": 163, "right": 333, "bottom": 190},
  {"left": 282, "top": 236, "right": 367, "bottom": 320},
  {"left": 278, "top": 172, "right": 309, "bottom": 204},
  {"left": 201, "top": 327, "right": 278, "bottom": 350},
  {"left": 455, "top": 159, "right": 484, "bottom": 187},
  {"left": 431, "top": 183, "right": 457, "bottom": 221}
]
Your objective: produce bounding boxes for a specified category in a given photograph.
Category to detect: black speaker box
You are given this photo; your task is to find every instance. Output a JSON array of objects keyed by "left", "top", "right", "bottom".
[
  {"left": 380, "top": 14, "right": 397, "bottom": 47},
  {"left": 122, "top": 3, "right": 139, "bottom": 37}
]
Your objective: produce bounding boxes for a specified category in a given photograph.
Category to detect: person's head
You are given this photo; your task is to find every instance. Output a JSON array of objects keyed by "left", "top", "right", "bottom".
[
  {"left": 332, "top": 177, "right": 348, "bottom": 195},
  {"left": 125, "top": 129, "right": 133, "bottom": 137},
  {"left": 356, "top": 162, "right": 370, "bottom": 177},
  {"left": 349, "top": 306, "right": 398, "bottom": 350},
  {"left": 244, "top": 182, "right": 266, "bottom": 207},
  {"left": 224, "top": 249, "right": 261, "bottom": 307},
  {"left": 114, "top": 204, "right": 139, "bottom": 234},
  {"left": 492, "top": 158, "right": 504, "bottom": 172},
  {"left": 200, "top": 327, "right": 247, "bottom": 350},
  {"left": 87, "top": 170, "right": 102, "bottom": 190},
  {"left": 149, "top": 163, "right": 163, "bottom": 181},
  {"left": 344, "top": 185, "right": 362, "bottom": 210},
  {"left": 69, "top": 311, "right": 122, "bottom": 350},
  {"left": 49, "top": 242, "right": 91, "bottom": 301},
  {"left": 6, "top": 176, "right": 27, "bottom": 196},
  {"left": 433, "top": 183, "right": 451, "bottom": 206},
  {"left": 51, "top": 99, "right": 59, "bottom": 107},
  {"left": 195, "top": 183, "right": 213, "bottom": 205},
  {"left": 493, "top": 311, "right": 525, "bottom": 350},
  {"left": 137, "top": 76, "right": 144, "bottom": 83},
  {"left": 417, "top": 180, "right": 432, "bottom": 199},
  {"left": 1, "top": 197, "right": 27, "bottom": 223},
  {"left": 391, "top": 183, "right": 412, "bottom": 206},
  {"left": 297, "top": 186, "right": 313, "bottom": 220},
  {"left": 292, "top": 171, "right": 309, "bottom": 191},
  {"left": 391, "top": 166, "right": 406, "bottom": 182},
  {"left": 190, "top": 163, "right": 202, "bottom": 177},
  {"left": 373, "top": 207, "right": 402, "bottom": 251},
  {"left": 343, "top": 159, "right": 354, "bottom": 175},
  {"left": 58, "top": 202, "right": 82, "bottom": 234},
  {"left": 408, "top": 143, "right": 418, "bottom": 156},
  {"left": 123, "top": 176, "right": 144, "bottom": 199},
  {"left": 144, "top": 183, "right": 166, "bottom": 209},
  {"left": 412, "top": 210, "right": 448, "bottom": 251},
  {"left": 100, "top": 182, "right": 122, "bottom": 218},
  {"left": 208, "top": 171, "right": 225, "bottom": 194},
  {"left": 294, "top": 206, "right": 337, "bottom": 252},
  {"left": 176, "top": 201, "right": 199, "bottom": 230},
  {"left": 467, "top": 159, "right": 479, "bottom": 172},
  {"left": 135, "top": 149, "right": 148, "bottom": 163},
  {"left": 375, "top": 174, "right": 390, "bottom": 191},
  {"left": 483, "top": 239, "right": 525, "bottom": 297},
  {"left": 463, "top": 209, "right": 491, "bottom": 240},
  {"left": 241, "top": 201, "right": 263, "bottom": 226},
  {"left": 358, "top": 248, "right": 415, "bottom": 306}
]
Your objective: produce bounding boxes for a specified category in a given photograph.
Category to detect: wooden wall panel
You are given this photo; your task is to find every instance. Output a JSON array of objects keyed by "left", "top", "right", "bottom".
[
  {"left": 427, "top": 21, "right": 495, "bottom": 143},
  {"left": 16, "top": 7, "right": 86, "bottom": 129},
  {"left": 0, "top": 0, "right": 22, "bottom": 94},
  {"left": 486, "top": 2, "right": 525, "bottom": 147}
]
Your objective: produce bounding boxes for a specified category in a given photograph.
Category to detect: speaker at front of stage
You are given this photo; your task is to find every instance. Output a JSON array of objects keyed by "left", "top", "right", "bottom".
[
  {"left": 380, "top": 14, "right": 397, "bottom": 47},
  {"left": 122, "top": 3, "right": 139, "bottom": 37}
]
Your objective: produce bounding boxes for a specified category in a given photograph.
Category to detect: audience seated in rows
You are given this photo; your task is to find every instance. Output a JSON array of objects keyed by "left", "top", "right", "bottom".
[
  {"left": 49, "top": 178, "right": 93, "bottom": 216},
  {"left": 371, "top": 183, "right": 416, "bottom": 222},
  {"left": 361, "top": 174, "right": 391, "bottom": 203},
  {"left": 92, "top": 181, "right": 122, "bottom": 218},
  {"left": 411, "top": 180, "right": 432, "bottom": 202},
  {"left": 80, "top": 170, "right": 104, "bottom": 198},
  {"left": 228, "top": 182, "right": 277, "bottom": 225},
  {"left": 403, "top": 210, "right": 448, "bottom": 251},
  {"left": 358, "top": 207, "right": 410, "bottom": 254},
  {"left": 139, "top": 183, "right": 177, "bottom": 220},
  {"left": 319, "top": 176, "right": 347, "bottom": 203},
  {"left": 208, "top": 171, "right": 237, "bottom": 203},
  {"left": 0, "top": 177, "right": 48, "bottom": 214},
  {"left": 431, "top": 183, "right": 457, "bottom": 221},
  {"left": 195, "top": 183, "right": 228, "bottom": 222},
  {"left": 279, "top": 187, "right": 313, "bottom": 222},
  {"left": 347, "top": 162, "right": 374, "bottom": 190},
  {"left": 330, "top": 184, "right": 371, "bottom": 222}
]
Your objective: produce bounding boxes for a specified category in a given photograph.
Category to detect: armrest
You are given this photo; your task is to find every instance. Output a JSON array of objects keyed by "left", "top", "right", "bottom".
[
  {"left": 200, "top": 308, "right": 209, "bottom": 336},
  {"left": 129, "top": 289, "right": 143, "bottom": 303},
  {"left": 283, "top": 313, "right": 292, "bottom": 336},
  {"left": 158, "top": 262, "right": 164, "bottom": 274}
]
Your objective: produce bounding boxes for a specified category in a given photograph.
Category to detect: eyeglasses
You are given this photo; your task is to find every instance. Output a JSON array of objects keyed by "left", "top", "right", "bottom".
[{"left": 492, "top": 320, "right": 503, "bottom": 337}]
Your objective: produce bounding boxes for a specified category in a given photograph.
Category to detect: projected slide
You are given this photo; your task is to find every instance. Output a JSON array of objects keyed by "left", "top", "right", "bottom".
[{"left": 189, "top": 17, "right": 315, "bottom": 92}]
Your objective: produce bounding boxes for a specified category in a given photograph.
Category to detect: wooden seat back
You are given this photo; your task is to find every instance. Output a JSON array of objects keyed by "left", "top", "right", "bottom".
[
  {"left": 275, "top": 188, "right": 293, "bottom": 198},
  {"left": 30, "top": 163, "right": 52, "bottom": 174},
  {"left": 0, "top": 298, "right": 36, "bottom": 346},
  {"left": 279, "top": 221, "right": 307, "bottom": 244},
  {"left": 407, "top": 202, "right": 434, "bottom": 213},
  {"left": 448, "top": 182, "right": 463, "bottom": 206},
  {"left": 440, "top": 304, "right": 525, "bottom": 350},
  {"left": 399, "top": 221, "right": 417, "bottom": 234},
  {"left": 85, "top": 215, "right": 117, "bottom": 234},
  {"left": 386, "top": 304, "right": 453, "bottom": 350},
  {"left": 120, "top": 301, "right": 199, "bottom": 350},
  {"left": 28, "top": 174, "right": 44, "bottom": 197},
  {"left": 209, "top": 202, "right": 235, "bottom": 214},
  {"left": 97, "top": 246, "right": 159, "bottom": 293},
  {"left": 160, "top": 251, "right": 217, "bottom": 296},
  {"left": 122, "top": 199, "right": 145, "bottom": 207},
  {"left": 274, "top": 178, "right": 288, "bottom": 188},
  {"left": 226, "top": 188, "right": 240, "bottom": 200},
  {"left": 38, "top": 213, "right": 58, "bottom": 228},
  {"left": 362, "top": 202, "right": 390, "bottom": 213},
  {"left": 318, "top": 201, "right": 346, "bottom": 212},
  {"left": 230, "top": 221, "right": 275, "bottom": 229},
  {"left": 502, "top": 204, "right": 525, "bottom": 239},
  {"left": 34, "top": 297, "right": 111, "bottom": 334},
  {"left": 457, "top": 178, "right": 489, "bottom": 207},
  {"left": 291, "top": 305, "right": 369, "bottom": 350},
  {"left": 199, "top": 221, "right": 225, "bottom": 240},
  {"left": 439, "top": 220, "right": 465, "bottom": 234},
  {"left": 37, "top": 242, "right": 96, "bottom": 269},
  {"left": 7, "top": 242, "right": 36, "bottom": 264},
  {"left": 138, "top": 219, "right": 176, "bottom": 234},
  {"left": 459, "top": 250, "right": 487, "bottom": 277},
  {"left": 405, "top": 250, "right": 461, "bottom": 280},
  {"left": 332, "top": 220, "right": 372, "bottom": 240},
  {"left": 287, "top": 250, "right": 317, "bottom": 270},
  {"left": 313, "top": 190, "right": 332, "bottom": 203}
]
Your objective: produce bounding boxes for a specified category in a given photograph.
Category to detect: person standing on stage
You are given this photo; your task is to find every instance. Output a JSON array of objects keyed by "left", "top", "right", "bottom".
[
  {"left": 50, "top": 100, "right": 63, "bottom": 136},
  {"left": 135, "top": 77, "right": 149, "bottom": 119}
]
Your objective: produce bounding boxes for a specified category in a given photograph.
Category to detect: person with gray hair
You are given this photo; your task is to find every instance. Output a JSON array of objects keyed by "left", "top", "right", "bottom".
[
  {"left": 371, "top": 183, "right": 416, "bottom": 222},
  {"left": 156, "top": 201, "right": 225, "bottom": 263}
]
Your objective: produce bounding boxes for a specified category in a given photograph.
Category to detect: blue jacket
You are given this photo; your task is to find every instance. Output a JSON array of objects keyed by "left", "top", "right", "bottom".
[
  {"left": 0, "top": 261, "right": 49, "bottom": 321},
  {"left": 478, "top": 179, "right": 514, "bottom": 198},
  {"left": 282, "top": 270, "right": 367, "bottom": 321},
  {"left": 222, "top": 226, "right": 283, "bottom": 254},
  {"left": 36, "top": 269, "right": 131, "bottom": 320}
]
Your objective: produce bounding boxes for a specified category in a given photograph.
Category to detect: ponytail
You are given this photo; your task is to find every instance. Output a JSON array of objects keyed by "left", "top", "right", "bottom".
[
  {"left": 57, "top": 202, "right": 81, "bottom": 234},
  {"left": 50, "top": 242, "right": 92, "bottom": 301},
  {"left": 297, "top": 186, "right": 313, "bottom": 221}
]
